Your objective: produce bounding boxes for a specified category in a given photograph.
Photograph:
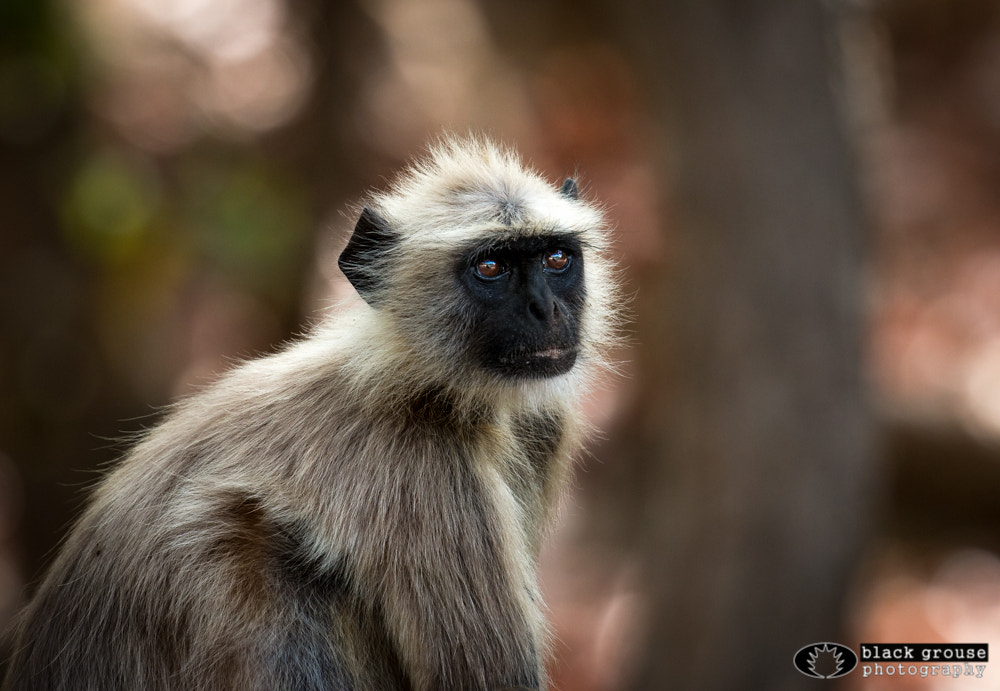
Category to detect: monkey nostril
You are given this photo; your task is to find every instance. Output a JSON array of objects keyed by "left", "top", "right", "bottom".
[
  {"left": 528, "top": 299, "right": 561, "bottom": 323},
  {"left": 528, "top": 300, "right": 546, "bottom": 321}
]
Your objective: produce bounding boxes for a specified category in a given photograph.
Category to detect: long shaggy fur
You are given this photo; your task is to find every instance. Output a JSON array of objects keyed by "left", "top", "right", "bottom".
[{"left": 4, "top": 136, "right": 620, "bottom": 691}]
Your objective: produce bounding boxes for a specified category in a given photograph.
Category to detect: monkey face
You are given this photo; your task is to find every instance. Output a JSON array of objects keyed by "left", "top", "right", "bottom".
[
  {"left": 338, "top": 156, "right": 614, "bottom": 388},
  {"left": 457, "top": 234, "right": 585, "bottom": 379}
]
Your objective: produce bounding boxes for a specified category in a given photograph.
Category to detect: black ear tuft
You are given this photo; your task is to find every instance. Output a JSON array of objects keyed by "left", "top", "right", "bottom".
[
  {"left": 338, "top": 207, "right": 399, "bottom": 304},
  {"left": 559, "top": 178, "right": 579, "bottom": 200}
]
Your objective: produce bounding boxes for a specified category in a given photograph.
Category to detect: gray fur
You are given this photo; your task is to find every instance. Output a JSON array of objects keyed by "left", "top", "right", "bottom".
[{"left": 4, "top": 136, "right": 620, "bottom": 691}]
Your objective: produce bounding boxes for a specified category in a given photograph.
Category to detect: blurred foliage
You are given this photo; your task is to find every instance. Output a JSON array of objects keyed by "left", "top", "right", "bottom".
[
  {"left": 179, "top": 158, "right": 309, "bottom": 301},
  {"left": 62, "top": 150, "right": 160, "bottom": 264},
  {"left": 61, "top": 147, "right": 310, "bottom": 301}
]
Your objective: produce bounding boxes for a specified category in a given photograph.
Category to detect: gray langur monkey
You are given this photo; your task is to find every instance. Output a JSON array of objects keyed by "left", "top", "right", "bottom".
[{"left": 4, "top": 136, "right": 621, "bottom": 691}]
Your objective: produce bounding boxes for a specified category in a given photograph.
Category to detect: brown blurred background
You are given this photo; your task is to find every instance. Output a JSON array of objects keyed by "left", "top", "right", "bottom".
[{"left": 3, "top": 0, "right": 1000, "bottom": 689}]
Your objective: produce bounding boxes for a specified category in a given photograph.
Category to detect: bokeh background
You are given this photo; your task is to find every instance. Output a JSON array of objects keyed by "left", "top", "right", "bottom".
[{"left": 3, "top": 0, "right": 1000, "bottom": 688}]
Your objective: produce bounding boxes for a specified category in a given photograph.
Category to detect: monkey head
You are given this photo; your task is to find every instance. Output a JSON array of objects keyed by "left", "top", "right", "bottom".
[{"left": 337, "top": 137, "right": 617, "bottom": 386}]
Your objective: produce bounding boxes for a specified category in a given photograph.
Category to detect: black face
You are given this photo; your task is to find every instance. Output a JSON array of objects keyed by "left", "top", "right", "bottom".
[{"left": 458, "top": 235, "right": 585, "bottom": 378}]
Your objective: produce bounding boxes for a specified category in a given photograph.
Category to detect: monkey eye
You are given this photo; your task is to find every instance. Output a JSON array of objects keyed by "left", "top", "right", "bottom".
[
  {"left": 474, "top": 257, "right": 506, "bottom": 280},
  {"left": 542, "top": 249, "right": 570, "bottom": 272}
]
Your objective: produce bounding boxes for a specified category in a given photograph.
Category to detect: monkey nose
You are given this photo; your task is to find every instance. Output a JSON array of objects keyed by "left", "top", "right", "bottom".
[
  {"left": 534, "top": 301, "right": 563, "bottom": 324},
  {"left": 526, "top": 288, "right": 558, "bottom": 323}
]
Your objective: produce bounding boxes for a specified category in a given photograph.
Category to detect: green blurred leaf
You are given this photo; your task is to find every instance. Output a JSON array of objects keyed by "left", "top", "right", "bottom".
[
  {"left": 61, "top": 150, "right": 161, "bottom": 264},
  {"left": 181, "top": 161, "right": 309, "bottom": 300}
]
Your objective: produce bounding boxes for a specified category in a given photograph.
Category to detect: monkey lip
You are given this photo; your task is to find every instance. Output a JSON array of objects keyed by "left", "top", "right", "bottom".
[
  {"left": 494, "top": 346, "right": 578, "bottom": 379},
  {"left": 500, "top": 346, "right": 574, "bottom": 363},
  {"left": 531, "top": 346, "right": 572, "bottom": 359}
]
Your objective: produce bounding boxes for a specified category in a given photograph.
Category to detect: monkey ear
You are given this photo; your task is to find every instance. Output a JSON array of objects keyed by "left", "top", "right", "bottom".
[
  {"left": 338, "top": 207, "right": 399, "bottom": 305},
  {"left": 559, "top": 178, "right": 579, "bottom": 200}
]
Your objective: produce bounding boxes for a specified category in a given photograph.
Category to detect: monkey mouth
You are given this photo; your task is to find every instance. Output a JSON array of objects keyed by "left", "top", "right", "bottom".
[
  {"left": 529, "top": 346, "right": 571, "bottom": 360},
  {"left": 500, "top": 346, "right": 572, "bottom": 363},
  {"left": 494, "top": 345, "right": 578, "bottom": 378}
]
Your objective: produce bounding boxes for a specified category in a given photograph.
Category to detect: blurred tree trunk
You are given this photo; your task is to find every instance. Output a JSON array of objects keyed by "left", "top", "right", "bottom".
[{"left": 620, "top": 1, "right": 878, "bottom": 689}]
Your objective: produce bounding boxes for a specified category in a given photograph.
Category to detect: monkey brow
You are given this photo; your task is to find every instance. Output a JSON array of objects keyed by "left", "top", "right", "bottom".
[{"left": 465, "top": 231, "right": 583, "bottom": 257}]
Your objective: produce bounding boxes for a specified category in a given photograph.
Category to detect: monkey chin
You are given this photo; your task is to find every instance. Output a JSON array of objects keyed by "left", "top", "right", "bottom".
[{"left": 491, "top": 345, "right": 578, "bottom": 379}]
